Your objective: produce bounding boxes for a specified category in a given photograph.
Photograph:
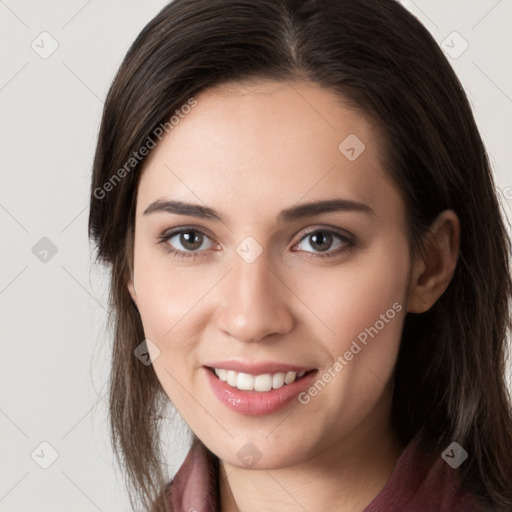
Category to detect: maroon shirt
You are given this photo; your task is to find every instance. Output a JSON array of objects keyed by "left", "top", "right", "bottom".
[{"left": 152, "top": 433, "right": 485, "bottom": 511}]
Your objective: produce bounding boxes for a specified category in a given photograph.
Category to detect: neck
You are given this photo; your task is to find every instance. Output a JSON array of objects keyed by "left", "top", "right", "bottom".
[{"left": 218, "top": 394, "right": 403, "bottom": 512}]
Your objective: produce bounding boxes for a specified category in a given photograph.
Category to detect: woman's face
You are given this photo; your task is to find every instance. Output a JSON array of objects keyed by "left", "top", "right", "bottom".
[{"left": 128, "top": 80, "right": 413, "bottom": 469}]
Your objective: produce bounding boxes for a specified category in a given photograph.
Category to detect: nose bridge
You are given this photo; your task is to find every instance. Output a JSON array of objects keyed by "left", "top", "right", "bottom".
[{"left": 215, "top": 247, "right": 293, "bottom": 343}]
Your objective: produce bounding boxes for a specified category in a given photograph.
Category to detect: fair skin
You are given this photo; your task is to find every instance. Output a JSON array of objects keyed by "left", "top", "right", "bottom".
[{"left": 127, "top": 80, "right": 459, "bottom": 511}]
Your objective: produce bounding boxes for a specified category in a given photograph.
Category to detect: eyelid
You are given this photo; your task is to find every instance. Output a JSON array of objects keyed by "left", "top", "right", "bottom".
[{"left": 295, "top": 225, "right": 354, "bottom": 242}]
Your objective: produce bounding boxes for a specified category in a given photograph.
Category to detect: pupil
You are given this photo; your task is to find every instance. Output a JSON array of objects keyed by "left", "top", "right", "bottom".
[
  {"left": 311, "top": 232, "right": 332, "bottom": 252},
  {"left": 181, "top": 231, "right": 202, "bottom": 250}
]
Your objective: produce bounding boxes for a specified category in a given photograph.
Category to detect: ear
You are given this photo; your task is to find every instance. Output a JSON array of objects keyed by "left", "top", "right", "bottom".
[
  {"left": 127, "top": 276, "right": 137, "bottom": 304},
  {"left": 126, "top": 265, "right": 137, "bottom": 305},
  {"left": 125, "top": 225, "right": 138, "bottom": 305},
  {"left": 407, "top": 210, "right": 460, "bottom": 313}
]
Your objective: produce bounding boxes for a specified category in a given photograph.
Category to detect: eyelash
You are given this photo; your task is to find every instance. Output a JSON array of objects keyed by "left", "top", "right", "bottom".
[{"left": 157, "top": 227, "right": 355, "bottom": 261}]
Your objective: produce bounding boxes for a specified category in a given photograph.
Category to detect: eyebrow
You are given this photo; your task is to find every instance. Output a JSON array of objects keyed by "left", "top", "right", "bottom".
[{"left": 143, "top": 198, "right": 375, "bottom": 223}]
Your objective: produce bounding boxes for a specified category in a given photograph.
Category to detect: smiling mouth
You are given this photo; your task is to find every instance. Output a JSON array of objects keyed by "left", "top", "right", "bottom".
[{"left": 207, "top": 366, "right": 316, "bottom": 393}]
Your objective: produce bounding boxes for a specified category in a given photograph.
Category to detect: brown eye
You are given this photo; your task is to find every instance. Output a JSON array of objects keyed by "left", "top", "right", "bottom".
[
  {"left": 175, "top": 230, "right": 205, "bottom": 251},
  {"left": 159, "top": 228, "right": 217, "bottom": 259},
  {"left": 308, "top": 231, "right": 334, "bottom": 252},
  {"left": 294, "top": 229, "right": 353, "bottom": 258}
]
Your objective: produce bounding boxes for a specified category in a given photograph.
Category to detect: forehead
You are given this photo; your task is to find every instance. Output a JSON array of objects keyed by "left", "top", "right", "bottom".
[{"left": 136, "top": 80, "right": 399, "bottom": 224}]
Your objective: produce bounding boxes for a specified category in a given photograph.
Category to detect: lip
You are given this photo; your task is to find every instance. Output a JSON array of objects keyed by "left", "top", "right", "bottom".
[
  {"left": 204, "top": 360, "right": 315, "bottom": 375},
  {"left": 204, "top": 366, "right": 318, "bottom": 416}
]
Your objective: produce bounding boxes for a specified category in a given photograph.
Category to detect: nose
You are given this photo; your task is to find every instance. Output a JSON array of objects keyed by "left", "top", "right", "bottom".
[{"left": 215, "top": 249, "right": 294, "bottom": 344}]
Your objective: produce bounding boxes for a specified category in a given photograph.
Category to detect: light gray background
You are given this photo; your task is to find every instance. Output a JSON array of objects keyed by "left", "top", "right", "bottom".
[{"left": 1, "top": 1, "right": 511, "bottom": 510}]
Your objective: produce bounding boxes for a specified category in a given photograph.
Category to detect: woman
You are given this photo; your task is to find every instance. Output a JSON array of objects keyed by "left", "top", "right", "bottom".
[{"left": 88, "top": 0, "right": 512, "bottom": 510}]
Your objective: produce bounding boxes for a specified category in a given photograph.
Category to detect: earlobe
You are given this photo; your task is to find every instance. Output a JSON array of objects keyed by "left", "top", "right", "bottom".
[
  {"left": 127, "top": 274, "right": 137, "bottom": 304},
  {"left": 407, "top": 210, "right": 460, "bottom": 313}
]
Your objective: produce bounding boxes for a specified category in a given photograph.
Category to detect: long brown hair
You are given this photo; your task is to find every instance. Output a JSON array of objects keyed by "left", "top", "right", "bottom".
[{"left": 88, "top": 0, "right": 512, "bottom": 509}]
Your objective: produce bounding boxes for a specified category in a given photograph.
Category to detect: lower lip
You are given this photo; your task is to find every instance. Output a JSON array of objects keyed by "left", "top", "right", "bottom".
[{"left": 204, "top": 367, "right": 318, "bottom": 416}]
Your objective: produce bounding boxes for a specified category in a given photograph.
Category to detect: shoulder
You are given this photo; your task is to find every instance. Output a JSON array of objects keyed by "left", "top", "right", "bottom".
[
  {"left": 365, "top": 434, "right": 487, "bottom": 512},
  {"left": 149, "top": 436, "right": 219, "bottom": 512}
]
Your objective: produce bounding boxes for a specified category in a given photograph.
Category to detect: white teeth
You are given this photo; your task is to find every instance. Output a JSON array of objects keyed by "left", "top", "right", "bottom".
[
  {"left": 272, "top": 372, "right": 285, "bottom": 389},
  {"left": 237, "top": 372, "right": 254, "bottom": 390},
  {"left": 227, "top": 370, "right": 238, "bottom": 387},
  {"left": 212, "top": 368, "right": 308, "bottom": 392},
  {"left": 284, "top": 371, "right": 297, "bottom": 384},
  {"left": 254, "top": 374, "right": 273, "bottom": 392}
]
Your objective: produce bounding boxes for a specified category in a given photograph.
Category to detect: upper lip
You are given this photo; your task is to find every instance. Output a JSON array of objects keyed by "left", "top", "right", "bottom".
[{"left": 204, "top": 360, "right": 316, "bottom": 375}]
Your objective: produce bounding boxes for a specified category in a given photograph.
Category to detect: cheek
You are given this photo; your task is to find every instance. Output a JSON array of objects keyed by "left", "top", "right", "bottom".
[
  {"left": 292, "top": 239, "right": 409, "bottom": 429},
  {"left": 132, "top": 244, "right": 209, "bottom": 405},
  {"left": 296, "top": 233, "right": 410, "bottom": 366},
  {"left": 132, "top": 241, "right": 218, "bottom": 355}
]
